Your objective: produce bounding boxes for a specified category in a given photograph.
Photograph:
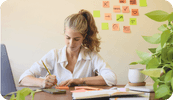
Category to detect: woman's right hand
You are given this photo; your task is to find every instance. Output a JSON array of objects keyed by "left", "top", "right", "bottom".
[{"left": 41, "top": 75, "right": 57, "bottom": 88}]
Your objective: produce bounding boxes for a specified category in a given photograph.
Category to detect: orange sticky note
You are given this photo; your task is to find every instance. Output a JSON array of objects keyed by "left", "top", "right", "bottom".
[
  {"left": 119, "top": 0, "right": 126, "bottom": 3},
  {"left": 123, "top": 26, "right": 131, "bottom": 33},
  {"left": 104, "top": 13, "right": 112, "bottom": 20},
  {"left": 131, "top": 9, "right": 139, "bottom": 16},
  {"left": 55, "top": 86, "right": 69, "bottom": 90},
  {"left": 103, "top": 1, "right": 110, "bottom": 8},
  {"left": 112, "top": 24, "right": 119, "bottom": 31},
  {"left": 113, "top": 6, "right": 121, "bottom": 13},
  {"left": 122, "top": 6, "right": 129, "bottom": 13},
  {"left": 130, "top": 0, "right": 137, "bottom": 5}
]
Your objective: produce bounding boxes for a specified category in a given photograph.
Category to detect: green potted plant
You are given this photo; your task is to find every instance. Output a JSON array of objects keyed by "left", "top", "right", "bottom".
[
  {"left": 130, "top": 10, "right": 173, "bottom": 100},
  {"left": 4, "top": 88, "right": 41, "bottom": 100}
]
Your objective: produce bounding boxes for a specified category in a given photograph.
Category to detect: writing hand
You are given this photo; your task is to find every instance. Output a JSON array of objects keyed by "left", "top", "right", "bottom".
[{"left": 41, "top": 75, "right": 57, "bottom": 88}]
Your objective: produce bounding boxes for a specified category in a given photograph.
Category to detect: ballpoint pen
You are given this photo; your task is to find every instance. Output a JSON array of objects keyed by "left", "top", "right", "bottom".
[{"left": 41, "top": 60, "right": 58, "bottom": 86}]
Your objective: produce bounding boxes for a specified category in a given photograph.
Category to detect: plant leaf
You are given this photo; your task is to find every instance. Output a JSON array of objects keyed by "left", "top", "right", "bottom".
[
  {"left": 155, "top": 84, "right": 171, "bottom": 99},
  {"left": 140, "top": 68, "right": 162, "bottom": 77},
  {"left": 158, "top": 24, "right": 168, "bottom": 32},
  {"left": 156, "top": 44, "right": 162, "bottom": 53},
  {"left": 153, "top": 79, "right": 160, "bottom": 91},
  {"left": 10, "top": 94, "right": 15, "bottom": 100},
  {"left": 136, "top": 50, "right": 152, "bottom": 65},
  {"left": 165, "top": 70, "right": 172, "bottom": 82},
  {"left": 167, "top": 47, "right": 173, "bottom": 61},
  {"left": 167, "top": 34, "right": 173, "bottom": 45},
  {"left": 129, "top": 62, "right": 138, "bottom": 65},
  {"left": 171, "top": 77, "right": 173, "bottom": 90},
  {"left": 161, "top": 47, "right": 171, "bottom": 63},
  {"left": 148, "top": 48, "right": 156, "bottom": 53},
  {"left": 20, "top": 88, "right": 32, "bottom": 97},
  {"left": 145, "top": 10, "right": 169, "bottom": 22},
  {"left": 161, "top": 30, "right": 171, "bottom": 47},
  {"left": 147, "top": 57, "right": 160, "bottom": 69},
  {"left": 168, "top": 12, "right": 173, "bottom": 22},
  {"left": 142, "top": 33, "right": 161, "bottom": 44}
]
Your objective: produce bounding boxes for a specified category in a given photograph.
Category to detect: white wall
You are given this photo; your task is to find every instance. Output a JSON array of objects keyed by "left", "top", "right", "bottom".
[{"left": 1, "top": 0, "right": 173, "bottom": 86}]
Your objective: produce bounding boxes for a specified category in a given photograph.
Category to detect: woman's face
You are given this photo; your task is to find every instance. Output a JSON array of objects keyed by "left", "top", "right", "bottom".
[{"left": 65, "top": 27, "right": 84, "bottom": 52}]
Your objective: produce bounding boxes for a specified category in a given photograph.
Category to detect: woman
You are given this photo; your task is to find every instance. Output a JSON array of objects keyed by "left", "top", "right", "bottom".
[{"left": 19, "top": 9, "right": 117, "bottom": 88}]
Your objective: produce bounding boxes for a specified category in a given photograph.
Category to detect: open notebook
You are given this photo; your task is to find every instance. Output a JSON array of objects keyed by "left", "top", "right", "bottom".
[{"left": 72, "top": 89, "right": 144, "bottom": 99}]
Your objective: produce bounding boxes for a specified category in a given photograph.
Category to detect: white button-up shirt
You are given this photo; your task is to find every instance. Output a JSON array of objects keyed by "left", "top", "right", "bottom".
[{"left": 19, "top": 46, "right": 117, "bottom": 86}]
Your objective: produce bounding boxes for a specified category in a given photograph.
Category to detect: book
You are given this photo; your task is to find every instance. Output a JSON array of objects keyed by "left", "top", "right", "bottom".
[
  {"left": 72, "top": 89, "right": 144, "bottom": 99},
  {"left": 109, "top": 93, "right": 150, "bottom": 100},
  {"left": 124, "top": 83, "right": 154, "bottom": 92}
]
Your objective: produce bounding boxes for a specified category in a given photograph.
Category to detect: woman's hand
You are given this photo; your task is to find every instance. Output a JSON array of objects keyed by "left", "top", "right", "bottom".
[
  {"left": 41, "top": 75, "right": 57, "bottom": 88},
  {"left": 58, "top": 78, "right": 83, "bottom": 86}
]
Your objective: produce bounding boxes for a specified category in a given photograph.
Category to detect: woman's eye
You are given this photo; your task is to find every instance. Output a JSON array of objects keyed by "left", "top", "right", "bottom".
[{"left": 75, "top": 39, "right": 79, "bottom": 41}]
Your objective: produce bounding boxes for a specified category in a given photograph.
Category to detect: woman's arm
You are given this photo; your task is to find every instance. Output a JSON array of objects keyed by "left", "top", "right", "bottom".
[
  {"left": 19, "top": 75, "right": 44, "bottom": 87},
  {"left": 20, "top": 75, "right": 57, "bottom": 88},
  {"left": 59, "top": 76, "right": 106, "bottom": 86}
]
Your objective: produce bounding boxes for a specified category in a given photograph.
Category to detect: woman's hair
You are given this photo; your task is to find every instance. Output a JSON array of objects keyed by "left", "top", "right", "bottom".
[{"left": 64, "top": 9, "right": 101, "bottom": 52}]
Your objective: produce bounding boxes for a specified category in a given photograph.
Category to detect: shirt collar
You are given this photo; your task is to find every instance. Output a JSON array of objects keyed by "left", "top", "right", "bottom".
[{"left": 57, "top": 45, "right": 91, "bottom": 63}]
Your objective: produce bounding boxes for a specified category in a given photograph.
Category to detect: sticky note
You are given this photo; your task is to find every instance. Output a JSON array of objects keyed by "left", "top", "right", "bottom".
[
  {"left": 104, "top": 13, "right": 112, "bottom": 20},
  {"left": 122, "top": 6, "right": 129, "bottom": 13},
  {"left": 93, "top": 10, "right": 100, "bottom": 17},
  {"left": 113, "top": 6, "right": 121, "bottom": 13},
  {"left": 131, "top": 9, "right": 139, "bottom": 16},
  {"left": 55, "top": 86, "right": 69, "bottom": 90},
  {"left": 119, "top": 0, "right": 126, "bottom": 3},
  {"left": 123, "top": 26, "right": 131, "bottom": 33},
  {"left": 140, "top": 0, "right": 147, "bottom": 7},
  {"left": 102, "top": 23, "right": 109, "bottom": 30},
  {"left": 130, "top": 18, "right": 137, "bottom": 25},
  {"left": 116, "top": 14, "right": 124, "bottom": 22},
  {"left": 130, "top": 0, "right": 137, "bottom": 5},
  {"left": 112, "top": 24, "right": 119, "bottom": 31},
  {"left": 103, "top": 1, "right": 110, "bottom": 8}
]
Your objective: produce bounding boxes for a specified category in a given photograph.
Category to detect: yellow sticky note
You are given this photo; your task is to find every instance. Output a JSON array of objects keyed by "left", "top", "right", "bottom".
[
  {"left": 123, "top": 26, "right": 131, "bottom": 33},
  {"left": 104, "top": 13, "right": 112, "bottom": 20},
  {"left": 122, "top": 6, "right": 129, "bottom": 13},
  {"left": 102, "top": 23, "right": 109, "bottom": 30},
  {"left": 93, "top": 10, "right": 100, "bottom": 17},
  {"left": 130, "top": 18, "right": 137, "bottom": 25},
  {"left": 140, "top": 0, "right": 147, "bottom": 7},
  {"left": 113, "top": 6, "right": 121, "bottom": 13},
  {"left": 112, "top": 24, "right": 119, "bottom": 31},
  {"left": 116, "top": 14, "right": 124, "bottom": 22}
]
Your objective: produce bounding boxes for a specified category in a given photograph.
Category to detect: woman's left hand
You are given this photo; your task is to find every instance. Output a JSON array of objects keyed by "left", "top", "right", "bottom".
[{"left": 58, "top": 78, "right": 83, "bottom": 86}]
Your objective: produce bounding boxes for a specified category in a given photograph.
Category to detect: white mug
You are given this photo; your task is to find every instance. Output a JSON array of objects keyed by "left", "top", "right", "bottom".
[{"left": 128, "top": 68, "right": 148, "bottom": 83}]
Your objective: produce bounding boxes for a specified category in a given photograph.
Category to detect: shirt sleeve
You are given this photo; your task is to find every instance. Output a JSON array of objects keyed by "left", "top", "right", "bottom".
[
  {"left": 91, "top": 51, "right": 117, "bottom": 86},
  {"left": 18, "top": 49, "right": 57, "bottom": 84}
]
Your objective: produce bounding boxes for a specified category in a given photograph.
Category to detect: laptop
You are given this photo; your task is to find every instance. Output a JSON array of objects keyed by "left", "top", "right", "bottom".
[{"left": 0, "top": 44, "right": 41, "bottom": 96}]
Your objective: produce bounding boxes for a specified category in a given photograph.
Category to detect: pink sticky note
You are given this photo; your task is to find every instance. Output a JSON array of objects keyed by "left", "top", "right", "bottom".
[
  {"left": 105, "top": 13, "right": 112, "bottom": 20},
  {"left": 123, "top": 26, "right": 131, "bottom": 33},
  {"left": 103, "top": 1, "right": 110, "bottom": 8},
  {"left": 113, "top": 6, "right": 121, "bottom": 13},
  {"left": 112, "top": 24, "right": 119, "bottom": 31},
  {"left": 122, "top": 6, "right": 129, "bottom": 13}
]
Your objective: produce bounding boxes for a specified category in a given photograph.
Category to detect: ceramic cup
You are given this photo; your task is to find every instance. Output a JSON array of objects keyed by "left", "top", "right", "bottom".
[{"left": 128, "top": 68, "right": 147, "bottom": 83}]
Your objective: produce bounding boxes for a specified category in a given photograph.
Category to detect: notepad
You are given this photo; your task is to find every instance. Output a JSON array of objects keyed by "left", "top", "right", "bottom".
[
  {"left": 125, "top": 83, "right": 154, "bottom": 92},
  {"left": 72, "top": 89, "right": 144, "bottom": 99}
]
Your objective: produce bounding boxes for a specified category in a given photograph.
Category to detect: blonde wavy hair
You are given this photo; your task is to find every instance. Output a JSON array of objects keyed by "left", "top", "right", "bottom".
[{"left": 64, "top": 9, "right": 101, "bottom": 52}]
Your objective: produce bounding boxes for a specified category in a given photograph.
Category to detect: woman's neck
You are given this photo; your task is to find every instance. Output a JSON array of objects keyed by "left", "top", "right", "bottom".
[{"left": 66, "top": 47, "right": 81, "bottom": 58}]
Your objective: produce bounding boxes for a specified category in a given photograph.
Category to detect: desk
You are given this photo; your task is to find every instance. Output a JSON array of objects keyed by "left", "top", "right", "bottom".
[{"left": 4, "top": 85, "right": 157, "bottom": 100}]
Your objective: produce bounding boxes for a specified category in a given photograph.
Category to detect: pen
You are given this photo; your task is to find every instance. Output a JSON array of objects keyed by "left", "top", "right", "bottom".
[{"left": 41, "top": 60, "right": 57, "bottom": 86}]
